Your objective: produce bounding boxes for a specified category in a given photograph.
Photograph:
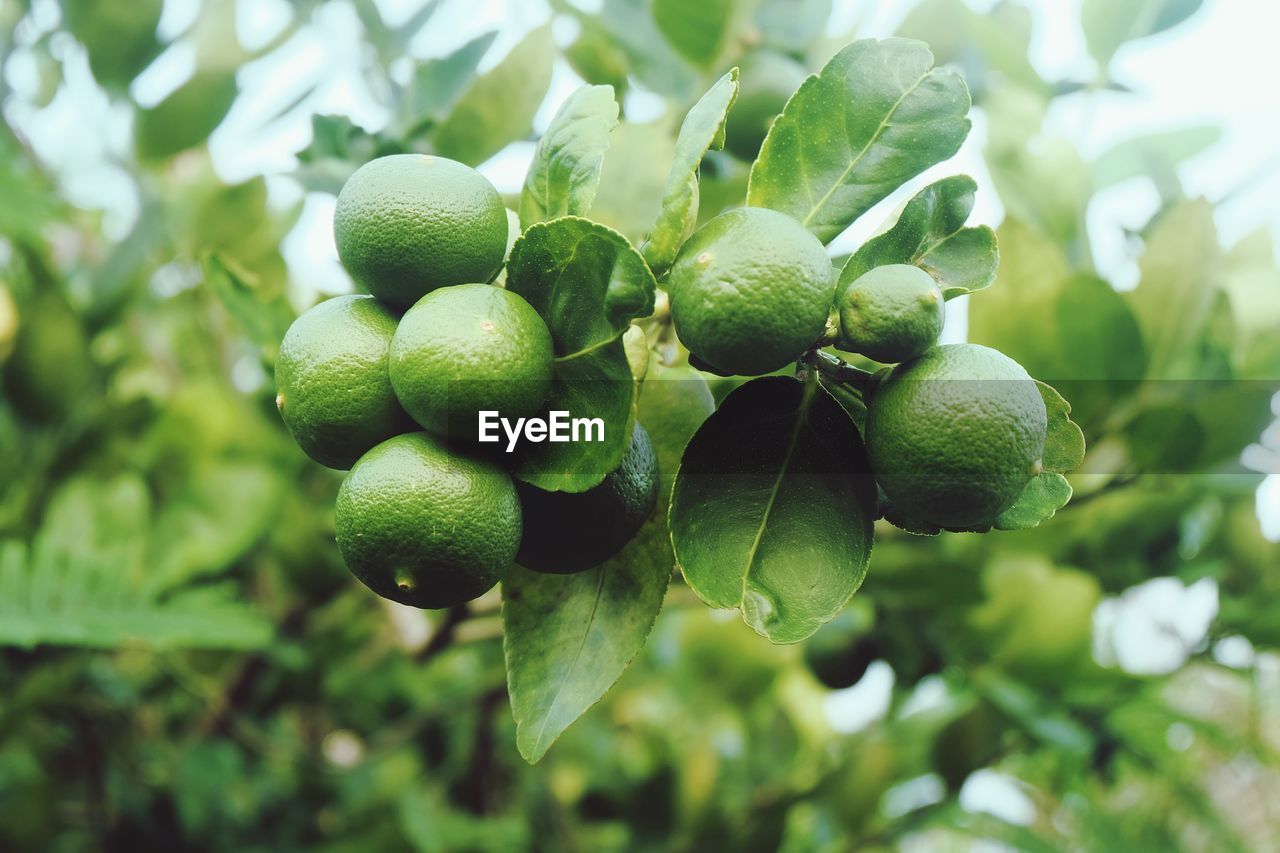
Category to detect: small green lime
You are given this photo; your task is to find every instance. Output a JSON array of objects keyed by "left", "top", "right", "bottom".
[
  {"left": 334, "top": 154, "right": 508, "bottom": 308},
  {"left": 865, "top": 343, "right": 1046, "bottom": 529},
  {"left": 668, "top": 207, "right": 834, "bottom": 376},
  {"left": 275, "top": 294, "right": 413, "bottom": 470},
  {"left": 724, "top": 49, "right": 808, "bottom": 161},
  {"left": 389, "top": 284, "right": 554, "bottom": 443},
  {"left": 516, "top": 423, "right": 659, "bottom": 573},
  {"left": 838, "top": 264, "right": 944, "bottom": 363},
  {"left": 335, "top": 432, "right": 521, "bottom": 609}
]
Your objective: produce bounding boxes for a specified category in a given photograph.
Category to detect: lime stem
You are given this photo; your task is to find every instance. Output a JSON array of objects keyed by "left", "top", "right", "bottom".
[{"left": 806, "top": 349, "right": 877, "bottom": 389}]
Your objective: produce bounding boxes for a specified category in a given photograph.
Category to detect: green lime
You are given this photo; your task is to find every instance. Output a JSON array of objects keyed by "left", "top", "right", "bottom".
[
  {"left": 724, "top": 49, "right": 808, "bottom": 161},
  {"left": 275, "top": 294, "right": 412, "bottom": 470},
  {"left": 516, "top": 423, "right": 659, "bottom": 573},
  {"left": 837, "top": 264, "right": 944, "bottom": 363},
  {"left": 865, "top": 343, "right": 1046, "bottom": 529},
  {"left": 388, "top": 284, "right": 554, "bottom": 442},
  {"left": 334, "top": 154, "right": 508, "bottom": 308},
  {"left": 335, "top": 432, "right": 521, "bottom": 609},
  {"left": 668, "top": 207, "right": 834, "bottom": 376}
]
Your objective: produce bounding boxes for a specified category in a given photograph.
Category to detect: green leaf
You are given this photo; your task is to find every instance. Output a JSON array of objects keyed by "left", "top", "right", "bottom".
[
  {"left": 590, "top": 0, "right": 701, "bottom": 100},
  {"left": 992, "top": 381, "right": 1081, "bottom": 530},
  {"left": 1082, "top": 0, "right": 1203, "bottom": 68},
  {"left": 519, "top": 85, "right": 620, "bottom": 226},
  {"left": 838, "top": 175, "right": 997, "bottom": 299},
  {"left": 397, "top": 31, "right": 497, "bottom": 136},
  {"left": 0, "top": 476, "right": 273, "bottom": 650},
  {"left": 1093, "top": 125, "right": 1221, "bottom": 189},
  {"left": 590, "top": 120, "right": 679, "bottom": 245},
  {"left": 135, "top": 70, "right": 239, "bottom": 162},
  {"left": 993, "top": 473, "right": 1072, "bottom": 530},
  {"left": 514, "top": 342, "right": 637, "bottom": 492},
  {"left": 203, "top": 253, "right": 296, "bottom": 363},
  {"left": 644, "top": 70, "right": 739, "bottom": 276},
  {"left": 143, "top": 460, "right": 286, "bottom": 596},
  {"left": 1036, "top": 380, "right": 1085, "bottom": 474},
  {"left": 652, "top": 0, "right": 738, "bottom": 69},
  {"left": 897, "top": 0, "right": 1047, "bottom": 99},
  {"left": 60, "top": 0, "right": 163, "bottom": 92},
  {"left": 669, "top": 376, "right": 877, "bottom": 643},
  {"left": 507, "top": 217, "right": 657, "bottom": 353},
  {"left": 636, "top": 361, "right": 717, "bottom": 509},
  {"left": 967, "top": 218, "right": 1071, "bottom": 379},
  {"left": 564, "top": 26, "right": 630, "bottom": 96},
  {"left": 1126, "top": 199, "right": 1221, "bottom": 379},
  {"left": 433, "top": 24, "right": 555, "bottom": 166},
  {"left": 507, "top": 218, "right": 657, "bottom": 491},
  {"left": 747, "top": 38, "right": 971, "bottom": 244},
  {"left": 503, "top": 516, "right": 673, "bottom": 763}
]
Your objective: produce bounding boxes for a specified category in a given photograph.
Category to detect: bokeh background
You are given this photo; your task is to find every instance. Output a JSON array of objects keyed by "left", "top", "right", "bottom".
[{"left": 2, "top": 0, "right": 1279, "bottom": 849}]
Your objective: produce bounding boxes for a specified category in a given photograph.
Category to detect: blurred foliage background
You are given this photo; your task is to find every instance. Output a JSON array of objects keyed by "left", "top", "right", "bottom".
[{"left": 2, "top": 0, "right": 1279, "bottom": 849}]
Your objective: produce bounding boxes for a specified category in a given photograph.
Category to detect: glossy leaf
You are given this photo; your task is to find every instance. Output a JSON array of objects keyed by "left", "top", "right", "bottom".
[
  {"left": 513, "top": 342, "right": 637, "bottom": 493},
  {"left": 507, "top": 217, "right": 656, "bottom": 353},
  {"left": 669, "top": 377, "right": 877, "bottom": 643},
  {"left": 838, "top": 175, "right": 997, "bottom": 299},
  {"left": 507, "top": 218, "right": 657, "bottom": 491},
  {"left": 636, "top": 361, "right": 717, "bottom": 508},
  {"left": 433, "top": 24, "right": 555, "bottom": 166},
  {"left": 520, "top": 85, "right": 620, "bottom": 226},
  {"left": 1037, "top": 380, "right": 1086, "bottom": 474},
  {"left": 992, "top": 381, "right": 1081, "bottom": 530},
  {"left": 503, "top": 515, "right": 673, "bottom": 764},
  {"left": 644, "top": 70, "right": 738, "bottom": 276},
  {"left": 748, "top": 38, "right": 971, "bottom": 244}
]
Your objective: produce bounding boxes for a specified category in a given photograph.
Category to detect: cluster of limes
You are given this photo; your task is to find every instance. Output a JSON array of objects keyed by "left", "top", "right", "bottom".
[
  {"left": 667, "top": 213, "right": 1046, "bottom": 532},
  {"left": 274, "top": 155, "right": 657, "bottom": 609}
]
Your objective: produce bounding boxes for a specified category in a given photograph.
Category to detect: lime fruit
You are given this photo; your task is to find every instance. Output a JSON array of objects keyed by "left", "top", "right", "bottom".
[
  {"left": 516, "top": 423, "right": 659, "bottom": 573},
  {"left": 275, "top": 294, "right": 413, "bottom": 470},
  {"left": 865, "top": 343, "right": 1046, "bottom": 529},
  {"left": 335, "top": 432, "right": 521, "bottom": 609},
  {"left": 388, "top": 284, "right": 554, "bottom": 442},
  {"left": 724, "top": 49, "right": 808, "bottom": 161},
  {"left": 667, "top": 207, "right": 834, "bottom": 376},
  {"left": 334, "top": 154, "right": 507, "bottom": 308},
  {"left": 837, "top": 263, "right": 944, "bottom": 363},
  {"left": 802, "top": 599, "right": 877, "bottom": 689}
]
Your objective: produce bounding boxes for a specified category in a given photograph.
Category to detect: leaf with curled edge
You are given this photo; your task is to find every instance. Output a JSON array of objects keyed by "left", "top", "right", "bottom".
[{"left": 748, "top": 38, "right": 971, "bottom": 245}]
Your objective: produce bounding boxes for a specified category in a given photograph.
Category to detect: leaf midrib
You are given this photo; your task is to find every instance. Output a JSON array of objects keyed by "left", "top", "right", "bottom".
[
  {"left": 527, "top": 567, "right": 608, "bottom": 757},
  {"left": 799, "top": 67, "right": 934, "bottom": 233},
  {"left": 738, "top": 380, "right": 816, "bottom": 606}
]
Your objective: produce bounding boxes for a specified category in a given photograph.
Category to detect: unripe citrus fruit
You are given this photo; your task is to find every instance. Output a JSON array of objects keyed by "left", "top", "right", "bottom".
[
  {"left": 335, "top": 432, "right": 521, "bottom": 609},
  {"left": 724, "top": 49, "right": 808, "bottom": 161},
  {"left": 668, "top": 207, "right": 834, "bottom": 376},
  {"left": 516, "top": 423, "right": 659, "bottom": 573},
  {"left": 275, "top": 294, "right": 413, "bottom": 470},
  {"left": 838, "top": 263, "right": 944, "bottom": 363},
  {"left": 334, "top": 154, "right": 507, "bottom": 308},
  {"left": 388, "top": 284, "right": 554, "bottom": 442},
  {"left": 865, "top": 343, "right": 1046, "bottom": 529}
]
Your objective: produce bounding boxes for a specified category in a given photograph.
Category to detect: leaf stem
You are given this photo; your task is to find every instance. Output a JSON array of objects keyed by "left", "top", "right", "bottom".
[{"left": 805, "top": 349, "right": 878, "bottom": 390}]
